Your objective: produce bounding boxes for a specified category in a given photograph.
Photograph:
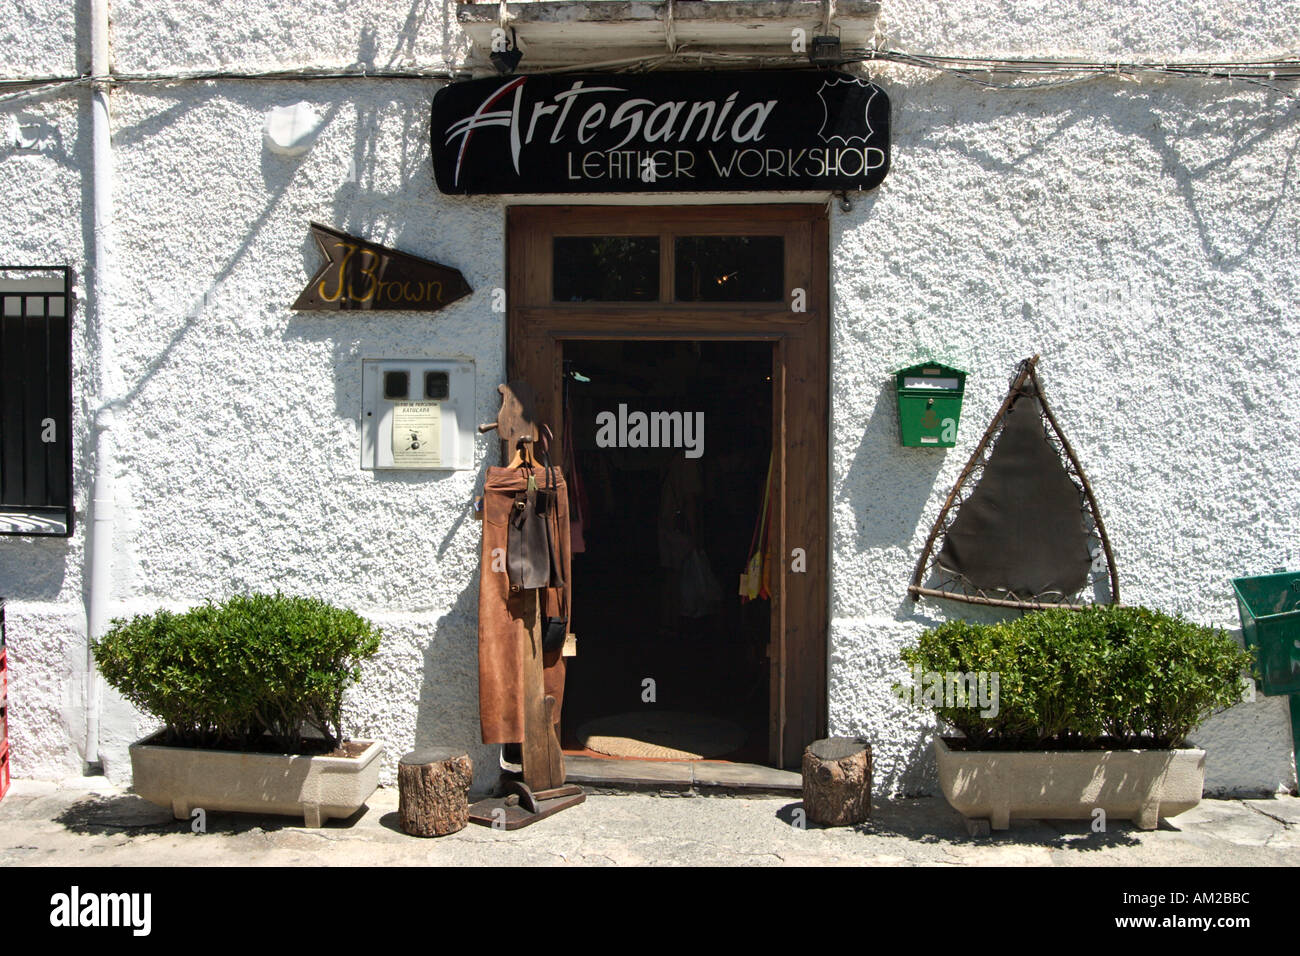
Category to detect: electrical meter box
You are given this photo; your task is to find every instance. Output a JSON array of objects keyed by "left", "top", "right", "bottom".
[
  {"left": 895, "top": 362, "right": 967, "bottom": 447},
  {"left": 361, "top": 359, "right": 474, "bottom": 470}
]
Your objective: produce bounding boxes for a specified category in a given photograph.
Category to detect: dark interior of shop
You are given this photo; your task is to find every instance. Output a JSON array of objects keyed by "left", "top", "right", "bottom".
[{"left": 560, "top": 339, "right": 773, "bottom": 763}]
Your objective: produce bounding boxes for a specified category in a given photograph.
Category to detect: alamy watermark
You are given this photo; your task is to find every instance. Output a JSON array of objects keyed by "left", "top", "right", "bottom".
[
  {"left": 49, "top": 886, "right": 151, "bottom": 936},
  {"left": 897, "top": 663, "right": 1000, "bottom": 718},
  {"left": 595, "top": 404, "right": 704, "bottom": 459},
  {"left": 1013, "top": 274, "right": 1164, "bottom": 329}
]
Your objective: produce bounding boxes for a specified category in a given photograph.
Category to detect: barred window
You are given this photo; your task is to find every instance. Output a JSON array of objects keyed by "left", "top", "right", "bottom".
[{"left": 0, "top": 267, "right": 72, "bottom": 536}]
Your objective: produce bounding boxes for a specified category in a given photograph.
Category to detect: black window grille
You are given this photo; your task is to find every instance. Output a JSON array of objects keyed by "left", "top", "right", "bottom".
[{"left": 0, "top": 266, "right": 73, "bottom": 536}]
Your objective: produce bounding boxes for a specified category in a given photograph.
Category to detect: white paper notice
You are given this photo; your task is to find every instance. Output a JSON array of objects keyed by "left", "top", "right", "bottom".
[
  {"left": 391, "top": 402, "right": 442, "bottom": 467},
  {"left": 903, "top": 376, "right": 959, "bottom": 390}
]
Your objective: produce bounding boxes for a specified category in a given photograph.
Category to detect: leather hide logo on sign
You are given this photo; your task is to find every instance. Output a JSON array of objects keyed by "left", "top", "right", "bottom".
[
  {"left": 429, "top": 70, "right": 890, "bottom": 195},
  {"left": 293, "top": 222, "right": 473, "bottom": 311}
]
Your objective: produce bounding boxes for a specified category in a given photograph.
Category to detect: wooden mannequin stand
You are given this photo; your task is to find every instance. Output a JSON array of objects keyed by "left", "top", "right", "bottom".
[{"left": 468, "top": 381, "right": 584, "bottom": 830}]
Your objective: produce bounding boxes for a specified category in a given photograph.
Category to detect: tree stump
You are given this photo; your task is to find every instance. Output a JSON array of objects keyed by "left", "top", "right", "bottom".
[
  {"left": 801, "top": 737, "right": 872, "bottom": 826},
  {"left": 398, "top": 748, "right": 473, "bottom": 837}
]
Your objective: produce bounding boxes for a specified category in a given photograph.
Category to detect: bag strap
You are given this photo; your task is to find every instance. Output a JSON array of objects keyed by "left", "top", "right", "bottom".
[
  {"left": 746, "top": 452, "right": 774, "bottom": 561},
  {"left": 538, "top": 424, "right": 569, "bottom": 624}
]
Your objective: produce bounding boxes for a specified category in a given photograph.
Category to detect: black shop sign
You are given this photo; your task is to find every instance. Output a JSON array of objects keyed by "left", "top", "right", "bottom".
[{"left": 430, "top": 70, "right": 890, "bottom": 194}]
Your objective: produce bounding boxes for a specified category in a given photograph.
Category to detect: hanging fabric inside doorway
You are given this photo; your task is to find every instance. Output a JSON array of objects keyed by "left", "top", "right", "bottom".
[
  {"left": 563, "top": 366, "right": 590, "bottom": 553},
  {"left": 740, "top": 452, "right": 774, "bottom": 603}
]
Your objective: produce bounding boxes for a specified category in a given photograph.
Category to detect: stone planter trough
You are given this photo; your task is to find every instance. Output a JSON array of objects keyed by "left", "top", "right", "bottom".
[
  {"left": 130, "top": 734, "right": 383, "bottom": 828},
  {"left": 934, "top": 736, "right": 1206, "bottom": 835}
]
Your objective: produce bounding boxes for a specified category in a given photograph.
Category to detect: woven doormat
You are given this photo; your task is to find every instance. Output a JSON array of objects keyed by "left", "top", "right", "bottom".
[{"left": 577, "top": 711, "right": 746, "bottom": 760}]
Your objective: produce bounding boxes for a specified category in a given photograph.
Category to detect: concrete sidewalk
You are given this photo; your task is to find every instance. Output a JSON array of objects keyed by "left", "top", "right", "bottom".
[{"left": 1, "top": 777, "right": 1297, "bottom": 866}]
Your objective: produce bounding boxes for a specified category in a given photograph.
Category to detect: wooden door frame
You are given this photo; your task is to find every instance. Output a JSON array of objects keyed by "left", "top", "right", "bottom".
[{"left": 506, "top": 203, "right": 828, "bottom": 768}]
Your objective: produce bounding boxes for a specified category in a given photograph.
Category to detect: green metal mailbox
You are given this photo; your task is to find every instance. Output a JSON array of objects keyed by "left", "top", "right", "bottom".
[
  {"left": 895, "top": 363, "right": 966, "bottom": 447},
  {"left": 1233, "top": 571, "right": 1300, "bottom": 696}
]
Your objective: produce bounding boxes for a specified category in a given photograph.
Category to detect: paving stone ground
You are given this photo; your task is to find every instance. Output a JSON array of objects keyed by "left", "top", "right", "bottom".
[{"left": 1, "top": 777, "right": 1297, "bottom": 866}]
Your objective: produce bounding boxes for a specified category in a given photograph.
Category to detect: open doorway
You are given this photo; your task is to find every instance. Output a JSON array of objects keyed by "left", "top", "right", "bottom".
[
  {"left": 508, "top": 204, "right": 829, "bottom": 767},
  {"left": 560, "top": 340, "right": 773, "bottom": 762}
]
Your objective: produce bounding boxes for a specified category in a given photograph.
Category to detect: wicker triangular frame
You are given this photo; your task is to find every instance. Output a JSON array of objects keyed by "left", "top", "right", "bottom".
[{"left": 907, "top": 355, "right": 1120, "bottom": 611}]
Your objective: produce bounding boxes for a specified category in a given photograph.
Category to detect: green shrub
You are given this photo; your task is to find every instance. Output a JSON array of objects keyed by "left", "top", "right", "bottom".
[
  {"left": 92, "top": 593, "right": 382, "bottom": 752},
  {"left": 898, "top": 605, "right": 1253, "bottom": 750}
]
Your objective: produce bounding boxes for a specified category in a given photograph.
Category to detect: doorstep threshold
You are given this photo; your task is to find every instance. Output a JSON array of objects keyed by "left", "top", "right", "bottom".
[{"left": 564, "top": 754, "right": 801, "bottom": 795}]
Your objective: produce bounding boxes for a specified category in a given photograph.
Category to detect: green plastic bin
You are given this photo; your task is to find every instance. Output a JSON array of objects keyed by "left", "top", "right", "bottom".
[{"left": 1232, "top": 571, "right": 1300, "bottom": 697}]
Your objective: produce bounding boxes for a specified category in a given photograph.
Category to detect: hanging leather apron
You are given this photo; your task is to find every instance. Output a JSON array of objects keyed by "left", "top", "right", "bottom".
[{"left": 478, "top": 465, "right": 572, "bottom": 744}]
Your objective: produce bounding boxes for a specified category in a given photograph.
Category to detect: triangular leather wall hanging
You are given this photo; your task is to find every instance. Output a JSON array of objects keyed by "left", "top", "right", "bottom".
[{"left": 908, "top": 355, "right": 1119, "bottom": 610}]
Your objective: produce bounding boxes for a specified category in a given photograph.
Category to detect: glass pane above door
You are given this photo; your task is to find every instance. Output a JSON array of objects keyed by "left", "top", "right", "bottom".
[
  {"left": 553, "top": 236, "right": 659, "bottom": 302},
  {"left": 674, "top": 236, "right": 784, "bottom": 302}
]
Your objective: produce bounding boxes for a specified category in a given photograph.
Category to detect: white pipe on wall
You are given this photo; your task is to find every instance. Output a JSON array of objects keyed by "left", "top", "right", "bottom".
[{"left": 84, "top": 0, "right": 116, "bottom": 769}]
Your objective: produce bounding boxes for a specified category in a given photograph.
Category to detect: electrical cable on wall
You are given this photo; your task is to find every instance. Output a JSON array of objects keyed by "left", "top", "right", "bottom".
[{"left": 3, "top": 48, "right": 1300, "bottom": 105}]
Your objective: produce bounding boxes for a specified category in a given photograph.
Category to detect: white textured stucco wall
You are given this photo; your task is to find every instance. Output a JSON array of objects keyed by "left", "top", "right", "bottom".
[
  {"left": 0, "top": 83, "right": 97, "bottom": 781},
  {"left": 100, "top": 80, "right": 509, "bottom": 789},
  {"left": 830, "top": 76, "right": 1300, "bottom": 796},
  {"left": 881, "top": 0, "right": 1300, "bottom": 58},
  {"left": 0, "top": 0, "right": 77, "bottom": 79},
  {"left": 0, "top": 0, "right": 1295, "bottom": 796},
  {"left": 110, "top": 0, "right": 472, "bottom": 73}
]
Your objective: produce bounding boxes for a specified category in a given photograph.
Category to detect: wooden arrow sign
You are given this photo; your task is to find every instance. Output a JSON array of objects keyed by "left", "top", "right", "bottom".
[{"left": 293, "top": 222, "right": 472, "bottom": 312}]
